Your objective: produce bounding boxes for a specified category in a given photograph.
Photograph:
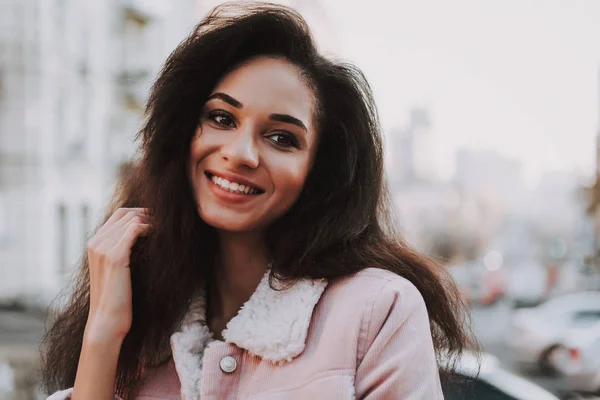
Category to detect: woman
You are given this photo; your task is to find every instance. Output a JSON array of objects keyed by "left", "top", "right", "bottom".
[{"left": 41, "top": 3, "right": 472, "bottom": 399}]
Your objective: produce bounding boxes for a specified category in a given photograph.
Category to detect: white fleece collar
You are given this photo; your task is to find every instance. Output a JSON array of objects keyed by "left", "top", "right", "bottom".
[
  {"left": 169, "top": 270, "right": 327, "bottom": 399},
  {"left": 169, "top": 293, "right": 214, "bottom": 400}
]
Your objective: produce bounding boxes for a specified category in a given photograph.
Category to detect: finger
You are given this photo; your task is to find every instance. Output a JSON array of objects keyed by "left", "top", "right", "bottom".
[
  {"left": 100, "top": 215, "right": 147, "bottom": 250},
  {"left": 88, "top": 211, "right": 151, "bottom": 267},
  {"left": 111, "top": 223, "right": 152, "bottom": 267},
  {"left": 96, "top": 210, "right": 149, "bottom": 245},
  {"left": 97, "top": 208, "right": 148, "bottom": 235},
  {"left": 94, "top": 222, "right": 150, "bottom": 270}
]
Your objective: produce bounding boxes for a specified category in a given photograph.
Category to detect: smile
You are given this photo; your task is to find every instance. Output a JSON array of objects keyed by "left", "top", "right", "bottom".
[{"left": 205, "top": 172, "right": 264, "bottom": 195}]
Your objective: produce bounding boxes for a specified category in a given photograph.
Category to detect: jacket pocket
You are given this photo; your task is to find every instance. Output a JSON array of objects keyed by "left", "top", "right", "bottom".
[{"left": 249, "top": 374, "right": 355, "bottom": 400}]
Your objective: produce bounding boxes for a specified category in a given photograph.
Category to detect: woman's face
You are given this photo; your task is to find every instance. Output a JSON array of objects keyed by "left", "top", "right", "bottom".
[{"left": 189, "top": 57, "right": 319, "bottom": 233}]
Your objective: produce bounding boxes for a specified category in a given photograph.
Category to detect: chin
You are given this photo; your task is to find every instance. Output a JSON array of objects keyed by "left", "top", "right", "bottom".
[{"left": 200, "top": 213, "right": 261, "bottom": 233}]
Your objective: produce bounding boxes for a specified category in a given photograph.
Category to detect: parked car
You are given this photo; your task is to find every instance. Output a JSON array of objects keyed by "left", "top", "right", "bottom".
[
  {"left": 552, "top": 261, "right": 585, "bottom": 296},
  {"left": 470, "top": 261, "right": 507, "bottom": 306},
  {"left": 508, "top": 291, "right": 600, "bottom": 373},
  {"left": 506, "top": 261, "right": 548, "bottom": 307},
  {"left": 548, "top": 320, "right": 600, "bottom": 394},
  {"left": 441, "top": 351, "right": 559, "bottom": 400},
  {"left": 476, "top": 269, "right": 506, "bottom": 306}
]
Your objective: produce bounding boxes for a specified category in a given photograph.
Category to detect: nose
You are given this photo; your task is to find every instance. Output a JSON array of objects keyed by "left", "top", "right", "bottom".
[{"left": 219, "top": 127, "right": 260, "bottom": 169}]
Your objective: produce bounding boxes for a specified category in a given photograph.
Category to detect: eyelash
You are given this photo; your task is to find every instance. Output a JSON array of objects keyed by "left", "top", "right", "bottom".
[
  {"left": 208, "top": 110, "right": 236, "bottom": 128},
  {"left": 206, "top": 110, "right": 300, "bottom": 149},
  {"left": 266, "top": 132, "right": 299, "bottom": 149}
]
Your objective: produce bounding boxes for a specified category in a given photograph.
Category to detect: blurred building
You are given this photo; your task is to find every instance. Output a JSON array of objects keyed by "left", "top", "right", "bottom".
[
  {"left": 387, "top": 109, "right": 500, "bottom": 260},
  {"left": 0, "top": 0, "right": 198, "bottom": 305},
  {"left": 454, "top": 148, "right": 523, "bottom": 204},
  {"left": 388, "top": 107, "right": 438, "bottom": 187},
  {"left": 530, "top": 172, "right": 584, "bottom": 233},
  {"left": 392, "top": 181, "right": 457, "bottom": 253},
  {"left": 592, "top": 67, "right": 600, "bottom": 261}
]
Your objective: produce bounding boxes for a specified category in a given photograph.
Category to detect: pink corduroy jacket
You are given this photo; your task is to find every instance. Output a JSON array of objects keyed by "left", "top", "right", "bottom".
[{"left": 47, "top": 268, "right": 443, "bottom": 400}]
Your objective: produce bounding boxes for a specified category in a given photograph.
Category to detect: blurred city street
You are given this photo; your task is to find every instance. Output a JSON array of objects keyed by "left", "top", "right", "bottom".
[
  {"left": 1, "top": 0, "right": 600, "bottom": 399},
  {"left": 0, "top": 308, "right": 45, "bottom": 398},
  {"left": 0, "top": 310, "right": 44, "bottom": 346}
]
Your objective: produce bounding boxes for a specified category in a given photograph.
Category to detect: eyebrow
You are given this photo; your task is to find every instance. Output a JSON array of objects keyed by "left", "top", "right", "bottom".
[
  {"left": 207, "top": 92, "right": 308, "bottom": 132},
  {"left": 206, "top": 92, "right": 243, "bottom": 108},
  {"left": 269, "top": 113, "right": 307, "bottom": 132}
]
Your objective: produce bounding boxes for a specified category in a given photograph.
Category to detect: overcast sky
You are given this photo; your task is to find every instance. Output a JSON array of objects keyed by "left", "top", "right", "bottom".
[
  {"left": 318, "top": 0, "right": 600, "bottom": 185},
  {"left": 198, "top": 0, "right": 600, "bottom": 186}
]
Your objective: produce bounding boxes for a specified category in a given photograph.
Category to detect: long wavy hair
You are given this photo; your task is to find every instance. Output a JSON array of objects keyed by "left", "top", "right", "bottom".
[{"left": 40, "top": 3, "right": 475, "bottom": 398}]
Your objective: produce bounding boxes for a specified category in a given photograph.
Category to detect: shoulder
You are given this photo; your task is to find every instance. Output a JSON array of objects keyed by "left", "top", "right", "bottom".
[
  {"left": 327, "top": 267, "right": 427, "bottom": 313},
  {"left": 323, "top": 268, "right": 431, "bottom": 360}
]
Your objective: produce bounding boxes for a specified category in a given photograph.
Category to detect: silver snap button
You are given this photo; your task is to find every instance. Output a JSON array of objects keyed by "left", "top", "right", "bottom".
[{"left": 220, "top": 356, "right": 237, "bottom": 373}]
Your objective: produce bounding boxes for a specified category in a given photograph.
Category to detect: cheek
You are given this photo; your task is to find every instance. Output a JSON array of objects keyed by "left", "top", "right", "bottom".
[
  {"left": 189, "top": 128, "right": 214, "bottom": 192},
  {"left": 271, "top": 159, "right": 311, "bottom": 206},
  {"left": 189, "top": 127, "right": 203, "bottom": 161},
  {"left": 190, "top": 127, "right": 221, "bottom": 168}
]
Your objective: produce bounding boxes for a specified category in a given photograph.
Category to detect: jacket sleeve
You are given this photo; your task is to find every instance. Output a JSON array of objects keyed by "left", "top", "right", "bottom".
[
  {"left": 46, "top": 388, "right": 124, "bottom": 400},
  {"left": 355, "top": 277, "right": 443, "bottom": 399}
]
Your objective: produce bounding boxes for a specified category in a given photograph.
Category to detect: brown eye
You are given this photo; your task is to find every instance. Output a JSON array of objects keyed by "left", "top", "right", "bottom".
[
  {"left": 267, "top": 132, "right": 299, "bottom": 148},
  {"left": 209, "top": 111, "right": 236, "bottom": 128}
]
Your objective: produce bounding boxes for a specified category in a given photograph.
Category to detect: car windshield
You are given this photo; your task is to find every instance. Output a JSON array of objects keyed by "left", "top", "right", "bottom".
[{"left": 538, "top": 293, "right": 600, "bottom": 313}]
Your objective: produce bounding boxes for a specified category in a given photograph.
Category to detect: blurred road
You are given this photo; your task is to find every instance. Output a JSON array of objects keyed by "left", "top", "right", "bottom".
[
  {"left": 0, "top": 309, "right": 45, "bottom": 398},
  {"left": 0, "top": 310, "right": 45, "bottom": 346}
]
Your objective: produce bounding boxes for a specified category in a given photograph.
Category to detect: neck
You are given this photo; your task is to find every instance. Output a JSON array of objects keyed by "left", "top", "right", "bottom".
[{"left": 209, "top": 230, "right": 270, "bottom": 333}]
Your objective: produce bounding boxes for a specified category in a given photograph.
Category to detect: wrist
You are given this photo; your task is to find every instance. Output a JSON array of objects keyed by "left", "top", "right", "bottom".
[{"left": 84, "top": 316, "right": 128, "bottom": 346}]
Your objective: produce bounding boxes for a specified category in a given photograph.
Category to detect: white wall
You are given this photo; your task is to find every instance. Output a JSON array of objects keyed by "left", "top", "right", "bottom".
[{"left": 0, "top": 0, "right": 200, "bottom": 306}]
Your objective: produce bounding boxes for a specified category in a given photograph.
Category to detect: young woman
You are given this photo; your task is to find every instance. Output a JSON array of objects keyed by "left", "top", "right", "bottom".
[{"left": 42, "top": 3, "right": 472, "bottom": 399}]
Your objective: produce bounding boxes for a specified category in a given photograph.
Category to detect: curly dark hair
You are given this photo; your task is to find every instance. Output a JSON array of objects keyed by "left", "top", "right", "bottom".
[{"left": 40, "top": 3, "right": 475, "bottom": 398}]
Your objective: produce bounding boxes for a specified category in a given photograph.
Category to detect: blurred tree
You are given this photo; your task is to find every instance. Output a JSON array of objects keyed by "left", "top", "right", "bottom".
[
  {"left": 582, "top": 174, "right": 600, "bottom": 267},
  {"left": 428, "top": 227, "right": 484, "bottom": 264},
  {"left": 430, "top": 231, "right": 459, "bottom": 262},
  {"left": 583, "top": 174, "right": 600, "bottom": 215}
]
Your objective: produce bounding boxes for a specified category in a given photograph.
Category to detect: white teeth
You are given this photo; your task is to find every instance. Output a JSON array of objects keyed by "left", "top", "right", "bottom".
[{"left": 209, "top": 174, "right": 258, "bottom": 195}]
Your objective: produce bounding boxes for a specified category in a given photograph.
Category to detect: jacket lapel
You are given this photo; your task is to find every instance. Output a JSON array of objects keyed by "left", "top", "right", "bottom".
[
  {"left": 222, "top": 271, "right": 328, "bottom": 363},
  {"left": 169, "top": 270, "right": 328, "bottom": 399},
  {"left": 170, "top": 292, "right": 214, "bottom": 400}
]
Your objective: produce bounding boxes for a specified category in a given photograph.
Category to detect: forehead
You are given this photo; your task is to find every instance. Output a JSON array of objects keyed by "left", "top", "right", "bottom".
[{"left": 212, "top": 57, "right": 316, "bottom": 128}]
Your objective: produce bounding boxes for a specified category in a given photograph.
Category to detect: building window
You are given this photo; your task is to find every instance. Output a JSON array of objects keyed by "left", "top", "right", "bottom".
[
  {"left": 58, "top": 203, "right": 67, "bottom": 276},
  {"left": 0, "top": 193, "right": 7, "bottom": 248},
  {"left": 54, "top": 86, "right": 64, "bottom": 162},
  {"left": 82, "top": 203, "right": 90, "bottom": 241}
]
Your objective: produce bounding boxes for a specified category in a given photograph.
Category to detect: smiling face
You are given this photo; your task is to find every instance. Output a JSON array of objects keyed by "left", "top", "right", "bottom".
[{"left": 188, "top": 57, "right": 319, "bottom": 233}]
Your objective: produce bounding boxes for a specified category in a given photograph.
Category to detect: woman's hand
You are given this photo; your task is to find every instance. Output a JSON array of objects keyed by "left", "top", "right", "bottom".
[
  {"left": 70, "top": 208, "right": 152, "bottom": 400},
  {"left": 84, "top": 207, "right": 152, "bottom": 343}
]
